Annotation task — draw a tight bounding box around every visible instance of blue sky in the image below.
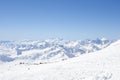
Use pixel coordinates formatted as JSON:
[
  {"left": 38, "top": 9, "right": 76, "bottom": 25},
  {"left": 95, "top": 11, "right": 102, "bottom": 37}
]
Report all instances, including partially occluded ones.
[{"left": 0, "top": 0, "right": 120, "bottom": 40}]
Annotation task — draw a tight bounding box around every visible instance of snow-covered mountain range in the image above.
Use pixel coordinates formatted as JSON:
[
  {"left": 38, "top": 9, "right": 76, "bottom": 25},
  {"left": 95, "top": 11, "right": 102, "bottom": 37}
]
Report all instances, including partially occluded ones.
[
  {"left": 0, "top": 38, "right": 112, "bottom": 62},
  {"left": 0, "top": 39, "right": 120, "bottom": 80}
]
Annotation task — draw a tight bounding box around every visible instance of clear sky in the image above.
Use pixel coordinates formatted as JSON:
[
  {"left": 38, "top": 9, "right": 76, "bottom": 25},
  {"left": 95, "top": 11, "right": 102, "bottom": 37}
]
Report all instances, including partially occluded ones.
[{"left": 0, "top": 0, "right": 120, "bottom": 40}]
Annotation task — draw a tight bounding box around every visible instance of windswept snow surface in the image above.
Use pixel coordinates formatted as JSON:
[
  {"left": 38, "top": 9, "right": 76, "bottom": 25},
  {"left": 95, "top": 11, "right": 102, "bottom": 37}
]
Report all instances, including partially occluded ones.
[
  {"left": 0, "top": 39, "right": 120, "bottom": 80},
  {"left": 0, "top": 38, "right": 111, "bottom": 62}
]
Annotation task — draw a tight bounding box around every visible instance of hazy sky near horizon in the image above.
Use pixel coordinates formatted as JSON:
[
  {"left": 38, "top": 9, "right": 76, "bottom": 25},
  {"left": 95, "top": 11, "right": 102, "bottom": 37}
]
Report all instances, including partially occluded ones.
[{"left": 0, "top": 0, "right": 120, "bottom": 40}]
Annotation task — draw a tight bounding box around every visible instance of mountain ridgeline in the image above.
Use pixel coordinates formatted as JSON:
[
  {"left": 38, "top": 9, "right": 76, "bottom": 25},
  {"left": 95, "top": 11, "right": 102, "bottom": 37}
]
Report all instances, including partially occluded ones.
[{"left": 0, "top": 38, "right": 112, "bottom": 62}]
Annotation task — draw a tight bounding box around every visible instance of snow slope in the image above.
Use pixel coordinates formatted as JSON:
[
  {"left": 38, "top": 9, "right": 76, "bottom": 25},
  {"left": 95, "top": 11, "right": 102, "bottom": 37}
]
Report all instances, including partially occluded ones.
[
  {"left": 0, "top": 38, "right": 111, "bottom": 62},
  {"left": 0, "top": 39, "right": 120, "bottom": 80}
]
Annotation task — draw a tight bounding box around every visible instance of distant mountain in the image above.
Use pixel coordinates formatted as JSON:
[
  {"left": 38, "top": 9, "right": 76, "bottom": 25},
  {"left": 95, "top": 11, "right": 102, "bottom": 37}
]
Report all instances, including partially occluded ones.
[
  {"left": 0, "top": 38, "right": 112, "bottom": 62},
  {"left": 0, "top": 39, "right": 120, "bottom": 80}
]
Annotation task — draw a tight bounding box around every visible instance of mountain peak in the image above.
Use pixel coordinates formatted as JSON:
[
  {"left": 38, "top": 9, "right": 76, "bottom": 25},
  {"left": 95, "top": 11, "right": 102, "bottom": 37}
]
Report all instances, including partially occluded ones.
[
  {"left": 101, "top": 37, "right": 108, "bottom": 41},
  {"left": 0, "top": 38, "right": 112, "bottom": 62}
]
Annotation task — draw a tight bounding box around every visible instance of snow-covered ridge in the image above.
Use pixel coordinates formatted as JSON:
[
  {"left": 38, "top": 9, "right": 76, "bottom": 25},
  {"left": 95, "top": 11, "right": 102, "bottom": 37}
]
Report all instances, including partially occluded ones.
[
  {"left": 0, "top": 39, "right": 120, "bottom": 80},
  {"left": 0, "top": 38, "right": 112, "bottom": 62}
]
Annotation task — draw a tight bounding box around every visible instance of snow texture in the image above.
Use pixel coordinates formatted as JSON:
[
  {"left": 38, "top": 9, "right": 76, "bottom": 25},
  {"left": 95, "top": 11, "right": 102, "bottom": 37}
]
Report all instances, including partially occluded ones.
[{"left": 0, "top": 39, "right": 120, "bottom": 80}]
